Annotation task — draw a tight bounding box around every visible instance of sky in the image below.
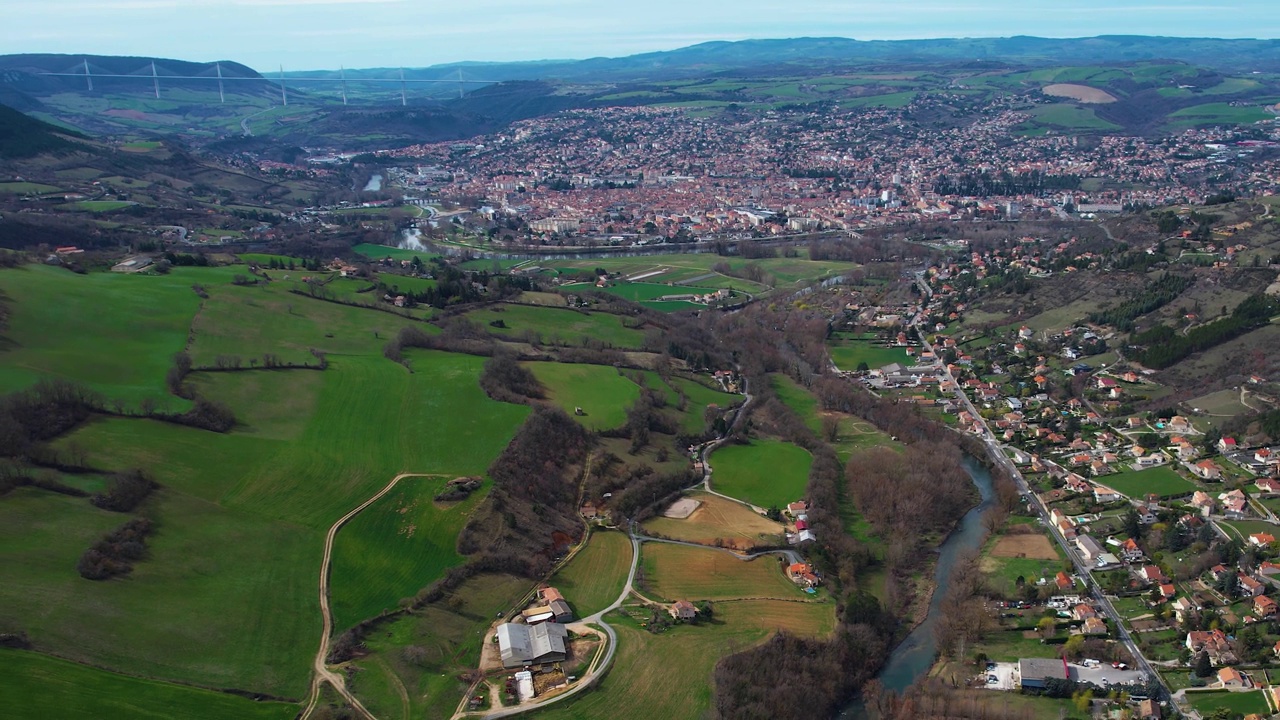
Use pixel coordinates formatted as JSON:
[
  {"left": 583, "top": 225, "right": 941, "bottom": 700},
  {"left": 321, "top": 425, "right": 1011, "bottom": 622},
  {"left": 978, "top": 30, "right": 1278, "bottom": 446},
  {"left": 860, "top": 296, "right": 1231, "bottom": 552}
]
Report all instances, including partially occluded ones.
[{"left": 2, "top": 0, "right": 1277, "bottom": 71}]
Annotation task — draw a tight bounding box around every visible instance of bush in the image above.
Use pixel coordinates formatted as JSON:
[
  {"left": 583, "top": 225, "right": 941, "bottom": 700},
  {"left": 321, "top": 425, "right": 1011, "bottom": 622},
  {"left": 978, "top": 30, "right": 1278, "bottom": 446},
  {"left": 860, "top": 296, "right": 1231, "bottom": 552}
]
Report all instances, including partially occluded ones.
[
  {"left": 77, "top": 517, "right": 154, "bottom": 580},
  {"left": 90, "top": 470, "right": 156, "bottom": 512}
]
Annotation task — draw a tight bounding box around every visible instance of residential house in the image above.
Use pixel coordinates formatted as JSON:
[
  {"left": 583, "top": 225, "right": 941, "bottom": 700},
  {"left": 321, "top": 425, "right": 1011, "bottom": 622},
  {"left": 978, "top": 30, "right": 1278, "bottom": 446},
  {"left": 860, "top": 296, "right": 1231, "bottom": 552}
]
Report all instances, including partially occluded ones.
[
  {"left": 787, "top": 563, "right": 820, "bottom": 588},
  {"left": 1194, "top": 460, "right": 1223, "bottom": 481},
  {"left": 1249, "top": 532, "right": 1276, "bottom": 548},
  {"left": 1136, "top": 697, "right": 1161, "bottom": 719},
  {"left": 1217, "top": 667, "right": 1249, "bottom": 689},
  {"left": 1239, "top": 573, "right": 1266, "bottom": 597},
  {"left": 669, "top": 600, "right": 698, "bottom": 620},
  {"left": 1172, "top": 596, "right": 1196, "bottom": 622},
  {"left": 1138, "top": 565, "right": 1166, "bottom": 584},
  {"left": 1055, "top": 571, "right": 1075, "bottom": 591},
  {"left": 1072, "top": 603, "right": 1099, "bottom": 621},
  {"left": 1120, "top": 538, "right": 1145, "bottom": 562},
  {"left": 1093, "top": 485, "right": 1121, "bottom": 503},
  {"left": 1160, "top": 583, "right": 1177, "bottom": 600},
  {"left": 1219, "top": 437, "right": 1238, "bottom": 453},
  {"left": 1210, "top": 565, "right": 1234, "bottom": 584},
  {"left": 1219, "top": 489, "right": 1249, "bottom": 519},
  {"left": 1081, "top": 617, "right": 1107, "bottom": 635},
  {"left": 1168, "top": 416, "right": 1192, "bottom": 433},
  {"left": 1256, "top": 478, "right": 1280, "bottom": 495},
  {"left": 1255, "top": 595, "right": 1278, "bottom": 618},
  {"left": 1190, "top": 491, "right": 1215, "bottom": 516},
  {"left": 1186, "top": 629, "right": 1235, "bottom": 664},
  {"left": 786, "top": 501, "right": 809, "bottom": 518}
]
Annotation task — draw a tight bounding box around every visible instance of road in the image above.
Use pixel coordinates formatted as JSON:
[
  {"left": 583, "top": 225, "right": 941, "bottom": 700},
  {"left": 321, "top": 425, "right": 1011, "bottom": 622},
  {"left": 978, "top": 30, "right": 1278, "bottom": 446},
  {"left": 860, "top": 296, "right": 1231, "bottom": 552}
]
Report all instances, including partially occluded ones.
[
  {"left": 301, "top": 473, "right": 432, "bottom": 720},
  {"left": 466, "top": 377, "right": 765, "bottom": 719},
  {"left": 471, "top": 530, "right": 642, "bottom": 719},
  {"left": 240, "top": 106, "right": 275, "bottom": 137},
  {"left": 912, "top": 272, "right": 1173, "bottom": 709}
]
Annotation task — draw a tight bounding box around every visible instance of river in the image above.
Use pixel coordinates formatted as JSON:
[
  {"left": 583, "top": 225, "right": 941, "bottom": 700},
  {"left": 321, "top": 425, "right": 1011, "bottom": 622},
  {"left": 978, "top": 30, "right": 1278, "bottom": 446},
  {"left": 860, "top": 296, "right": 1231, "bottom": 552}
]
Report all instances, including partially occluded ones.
[{"left": 841, "top": 454, "right": 996, "bottom": 718}]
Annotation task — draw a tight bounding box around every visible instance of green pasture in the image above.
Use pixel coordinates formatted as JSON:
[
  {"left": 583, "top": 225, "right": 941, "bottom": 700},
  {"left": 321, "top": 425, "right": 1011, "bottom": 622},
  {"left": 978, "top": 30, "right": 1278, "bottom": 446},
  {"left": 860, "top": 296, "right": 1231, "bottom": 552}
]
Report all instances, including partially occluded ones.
[
  {"left": 0, "top": 648, "right": 297, "bottom": 720},
  {"left": 827, "top": 334, "right": 911, "bottom": 371},
  {"left": 667, "top": 376, "right": 737, "bottom": 435},
  {"left": 1185, "top": 689, "right": 1270, "bottom": 716},
  {"left": 0, "top": 264, "right": 238, "bottom": 410},
  {"left": 18, "top": 349, "right": 524, "bottom": 697},
  {"left": 710, "top": 440, "right": 813, "bottom": 509},
  {"left": 352, "top": 573, "right": 531, "bottom": 720},
  {"left": 188, "top": 279, "right": 425, "bottom": 367},
  {"left": 464, "top": 303, "right": 648, "bottom": 349},
  {"left": 1100, "top": 465, "right": 1199, "bottom": 499},
  {"left": 527, "top": 362, "right": 642, "bottom": 431},
  {"left": 552, "top": 530, "right": 634, "bottom": 617},
  {"left": 71, "top": 200, "right": 136, "bottom": 212},
  {"left": 352, "top": 242, "right": 440, "bottom": 263},
  {"left": 1028, "top": 104, "right": 1121, "bottom": 130},
  {"left": 0, "top": 181, "right": 60, "bottom": 194},
  {"left": 329, "top": 474, "right": 495, "bottom": 632}
]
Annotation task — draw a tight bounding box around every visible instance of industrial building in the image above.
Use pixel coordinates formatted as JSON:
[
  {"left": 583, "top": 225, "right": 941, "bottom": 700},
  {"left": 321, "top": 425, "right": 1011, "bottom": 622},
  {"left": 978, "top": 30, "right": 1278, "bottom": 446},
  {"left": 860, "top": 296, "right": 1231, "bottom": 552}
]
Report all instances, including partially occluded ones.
[{"left": 497, "top": 622, "right": 568, "bottom": 668}]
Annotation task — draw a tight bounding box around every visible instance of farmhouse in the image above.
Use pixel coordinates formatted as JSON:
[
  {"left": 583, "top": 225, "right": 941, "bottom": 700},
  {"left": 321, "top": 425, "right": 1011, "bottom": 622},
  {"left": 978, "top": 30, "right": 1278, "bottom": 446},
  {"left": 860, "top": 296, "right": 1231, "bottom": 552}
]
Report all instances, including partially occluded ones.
[
  {"left": 787, "top": 562, "right": 821, "bottom": 588},
  {"left": 497, "top": 623, "right": 569, "bottom": 668},
  {"left": 669, "top": 600, "right": 698, "bottom": 620}
]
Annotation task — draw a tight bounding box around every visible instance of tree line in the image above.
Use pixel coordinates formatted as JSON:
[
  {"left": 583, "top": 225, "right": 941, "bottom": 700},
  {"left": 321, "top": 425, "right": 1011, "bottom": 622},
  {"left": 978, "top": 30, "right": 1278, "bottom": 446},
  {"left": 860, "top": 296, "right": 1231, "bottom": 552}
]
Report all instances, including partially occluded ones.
[
  {"left": 1129, "top": 292, "right": 1279, "bottom": 368},
  {"left": 1088, "top": 272, "right": 1193, "bottom": 332}
]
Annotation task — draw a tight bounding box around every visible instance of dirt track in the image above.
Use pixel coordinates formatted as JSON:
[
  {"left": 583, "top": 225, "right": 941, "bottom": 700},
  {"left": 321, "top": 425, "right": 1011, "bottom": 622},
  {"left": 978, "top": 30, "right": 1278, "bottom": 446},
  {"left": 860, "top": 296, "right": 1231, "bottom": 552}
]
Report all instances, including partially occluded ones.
[{"left": 301, "top": 472, "right": 434, "bottom": 720}]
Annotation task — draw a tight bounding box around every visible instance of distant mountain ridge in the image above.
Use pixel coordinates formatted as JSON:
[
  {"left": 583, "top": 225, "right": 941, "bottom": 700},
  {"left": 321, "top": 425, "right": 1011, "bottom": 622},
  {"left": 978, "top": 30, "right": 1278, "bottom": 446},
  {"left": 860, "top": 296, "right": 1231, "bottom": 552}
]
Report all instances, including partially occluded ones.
[{"left": 298, "top": 35, "right": 1280, "bottom": 81}]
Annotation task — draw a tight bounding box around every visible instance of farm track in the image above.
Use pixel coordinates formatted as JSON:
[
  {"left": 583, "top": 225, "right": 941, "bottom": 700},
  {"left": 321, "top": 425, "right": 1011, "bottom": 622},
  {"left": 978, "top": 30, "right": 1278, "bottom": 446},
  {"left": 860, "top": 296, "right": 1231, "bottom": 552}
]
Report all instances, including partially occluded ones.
[{"left": 301, "top": 472, "right": 434, "bottom": 720}]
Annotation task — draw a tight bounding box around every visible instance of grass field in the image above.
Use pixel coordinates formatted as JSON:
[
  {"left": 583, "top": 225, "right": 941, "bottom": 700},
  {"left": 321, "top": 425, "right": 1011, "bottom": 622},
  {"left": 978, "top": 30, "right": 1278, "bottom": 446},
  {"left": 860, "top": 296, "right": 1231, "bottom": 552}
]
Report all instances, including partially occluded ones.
[
  {"left": 1184, "top": 689, "right": 1270, "bottom": 716},
  {"left": 640, "top": 542, "right": 803, "bottom": 601},
  {"left": 329, "top": 474, "right": 494, "bottom": 632},
  {"left": 1100, "top": 465, "right": 1199, "bottom": 499},
  {"left": 1169, "top": 102, "right": 1276, "bottom": 126},
  {"left": 587, "top": 281, "right": 718, "bottom": 303},
  {"left": 532, "top": 615, "right": 767, "bottom": 720},
  {"left": 551, "top": 530, "right": 634, "bottom": 617},
  {"left": 710, "top": 440, "right": 813, "bottom": 509},
  {"left": 352, "top": 573, "right": 531, "bottom": 720},
  {"left": 0, "top": 264, "right": 237, "bottom": 410},
  {"left": 667, "top": 376, "right": 737, "bottom": 435},
  {"left": 351, "top": 242, "right": 440, "bottom": 263},
  {"left": 770, "top": 373, "right": 897, "bottom": 460},
  {"left": 11, "top": 321, "right": 524, "bottom": 701},
  {"left": 527, "top": 362, "right": 642, "bottom": 431},
  {"left": 643, "top": 492, "right": 786, "bottom": 550},
  {"left": 464, "top": 303, "right": 648, "bottom": 350},
  {"left": 1028, "top": 104, "right": 1121, "bottom": 130},
  {"left": 0, "top": 648, "right": 297, "bottom": 720},
  {"left": 0, "top": 181, "right": 60, "bottom": 194},
  {"left": 71, "top": 200, "right": 137, "bottom": 212},
  {"left": 827, "top": 334, "right": 911, "bottom": 371}
]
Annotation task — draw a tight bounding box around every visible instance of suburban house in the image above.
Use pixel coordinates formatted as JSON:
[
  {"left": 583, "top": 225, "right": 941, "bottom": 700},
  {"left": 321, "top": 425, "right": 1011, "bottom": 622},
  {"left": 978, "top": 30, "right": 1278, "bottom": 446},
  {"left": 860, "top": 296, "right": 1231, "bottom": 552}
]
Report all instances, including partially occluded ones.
[
  {"left": 1255, "top": 595, "right": 1278, "bottom": 618},
  {"left": 1239, "top": 573, "right": 1266, "bottom": 597},
  {"left": 1219, "top": 437, "right": 1238, "bottom": 453},
  {"left": 1055, "top": 571, "right": 1075, "bottom": 591},
  {"left": 496, "top": 623, "right": 569, "bottom": 668},
  {"left": 1187, "top": 629, "right": 1235, "bottom": 664},
  {"left": 1093, "top": 485, "right": 1121, "bottom": 503},
  {"left": 1219, "top": 489, "right": 1248, "bottom": 519},
  {"left": 1081, "top": 617, "right": 1107, "bottom": 636},
  {"left": 1138, "top": 565, "right": 1166, "bottom": 584},
  {"left": 669, "top": 600, "right": 698, "bottom": 620},
  {"left": 1256, "top": 478, "right": 1280, "bottom": 495},
  {"left": 1072, "top": 603, "right": 1098, "bottom": 621},
  {"left": 1194, "top": 460, "right": 1223, "bottom": 481},
  {"left": 1250, "top": 532, "right": 1277, "bottom": 547},
  {"left": 1172, "top": 596, "right": 1196, "bottom": 622},
  {"left": 1217, "top": 667, "right": 1249, "bottom": 689},
  {"left": 1190, "top": 491, "right": 1215, "bottom": 516}
]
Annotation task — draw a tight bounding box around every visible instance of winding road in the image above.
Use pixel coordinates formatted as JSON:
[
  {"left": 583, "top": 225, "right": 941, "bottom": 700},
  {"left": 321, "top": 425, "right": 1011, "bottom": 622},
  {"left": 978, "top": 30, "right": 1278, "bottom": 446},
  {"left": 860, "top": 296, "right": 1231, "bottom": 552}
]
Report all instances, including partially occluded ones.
[{"left": 301, "top": 472, "right": 433, "bottom": 720}]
